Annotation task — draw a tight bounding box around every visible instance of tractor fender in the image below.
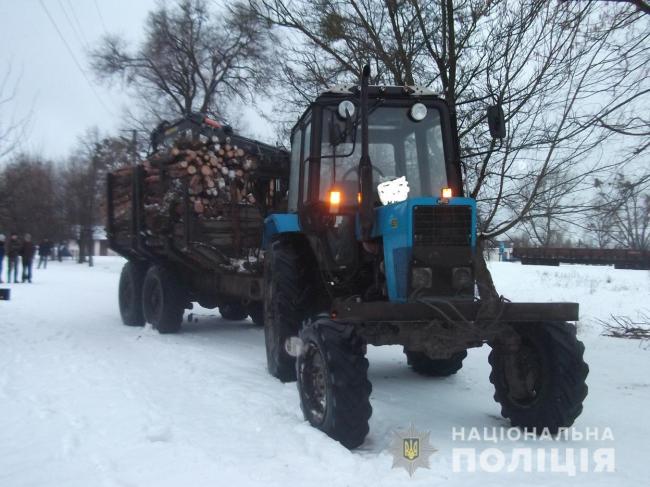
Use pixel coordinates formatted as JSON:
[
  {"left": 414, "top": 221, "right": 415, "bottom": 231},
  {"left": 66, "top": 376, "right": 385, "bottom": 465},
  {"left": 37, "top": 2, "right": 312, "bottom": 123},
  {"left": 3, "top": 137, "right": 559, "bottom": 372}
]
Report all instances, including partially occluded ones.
[{"left": 263, "top": 213, "right": 301, "bottom": 249}]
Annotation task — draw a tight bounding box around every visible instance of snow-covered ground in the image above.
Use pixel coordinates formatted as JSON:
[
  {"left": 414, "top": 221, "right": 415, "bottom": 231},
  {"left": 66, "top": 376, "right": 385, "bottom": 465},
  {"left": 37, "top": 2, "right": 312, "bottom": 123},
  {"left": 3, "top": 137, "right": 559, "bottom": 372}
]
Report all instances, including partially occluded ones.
[{"left": 0, "top": 257, "right": 648, "bottom": 486}]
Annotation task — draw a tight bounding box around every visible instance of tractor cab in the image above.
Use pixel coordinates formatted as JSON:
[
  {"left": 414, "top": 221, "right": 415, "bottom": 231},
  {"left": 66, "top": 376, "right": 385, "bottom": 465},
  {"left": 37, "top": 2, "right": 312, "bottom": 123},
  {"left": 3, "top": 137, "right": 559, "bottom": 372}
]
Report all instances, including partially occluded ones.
[
  {"left": 280, "top": 80, "right": 476, "bottom": 302},
  {"left": 288, "top": 85, "right": 463, "bottom": 215}
]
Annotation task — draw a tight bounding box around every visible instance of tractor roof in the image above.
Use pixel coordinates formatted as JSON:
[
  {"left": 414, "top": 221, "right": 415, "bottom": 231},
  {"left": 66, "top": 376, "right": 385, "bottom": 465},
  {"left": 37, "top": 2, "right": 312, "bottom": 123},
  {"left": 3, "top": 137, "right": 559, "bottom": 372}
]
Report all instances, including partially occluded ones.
[
  {"left": 318, "top": 84, "right": 442, "bottom": 100},
  {"left": 292, "top": 85, "right": 447, "bottom": 134}
]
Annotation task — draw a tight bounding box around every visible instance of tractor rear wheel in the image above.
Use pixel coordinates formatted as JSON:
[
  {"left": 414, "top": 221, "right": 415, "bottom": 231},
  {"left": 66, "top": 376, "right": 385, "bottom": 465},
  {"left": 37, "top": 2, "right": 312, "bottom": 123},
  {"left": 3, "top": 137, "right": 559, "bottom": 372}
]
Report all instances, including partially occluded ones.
[
  {"left": 297, "top": 319, "right": 372, "bottom": 449},
  {"left": 489, "top": 321, "right": 589, "bottom": 433},
  {"left": 404, "top": 349, "right": 467, "bottom": 377},
  {"left": 142, "top": 265, "right": 185, "bottom": 334},
  {"left": 263, "top": 238, "right": 315, "bottom": 382},
  {"left": 219, "top": 303, "right": 248, "bottom": 321},
  {"left": 118, "top": 261, "right": 147, "bottom": 327}
]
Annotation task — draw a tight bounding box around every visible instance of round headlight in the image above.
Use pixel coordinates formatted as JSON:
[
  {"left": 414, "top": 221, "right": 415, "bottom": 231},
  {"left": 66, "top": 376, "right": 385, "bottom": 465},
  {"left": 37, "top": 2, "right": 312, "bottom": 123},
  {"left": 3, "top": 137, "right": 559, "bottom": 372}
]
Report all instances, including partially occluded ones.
[
  {"left": 410, "top": 102, "right": 427, "bottom": 121},
  {"left": 338, "top": 100, "right": 355, "bottom": 119}
]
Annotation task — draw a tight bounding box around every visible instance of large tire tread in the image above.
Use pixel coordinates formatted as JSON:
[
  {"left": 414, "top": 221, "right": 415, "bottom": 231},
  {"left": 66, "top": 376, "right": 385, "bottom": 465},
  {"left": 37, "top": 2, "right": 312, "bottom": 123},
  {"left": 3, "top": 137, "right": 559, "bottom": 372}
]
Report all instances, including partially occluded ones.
[
  {"left": 264, "top": 237, "right": 316, "bottom": 382},
  {"left": 142, "top": 266, "right": 185, "bottom": 334},
  {"left": 489, "top": 321, "right": 589, "bottom": 433},
  {"left": 118, "top": 261, "right": 147, "bottom": 327},
  {"left": 298, "top": 319, "right": 372, "bottom": 449}
]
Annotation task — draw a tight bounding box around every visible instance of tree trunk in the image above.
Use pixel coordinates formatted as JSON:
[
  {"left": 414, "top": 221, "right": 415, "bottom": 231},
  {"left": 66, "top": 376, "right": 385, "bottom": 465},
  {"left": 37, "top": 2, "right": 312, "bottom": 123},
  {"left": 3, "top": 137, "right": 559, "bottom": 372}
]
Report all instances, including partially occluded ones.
[
  {"left": 77, "top": 237, "right": 86, "bottom": 264},
  {"left": 87, "top": 235, "right": 94, "bottom": 267}
]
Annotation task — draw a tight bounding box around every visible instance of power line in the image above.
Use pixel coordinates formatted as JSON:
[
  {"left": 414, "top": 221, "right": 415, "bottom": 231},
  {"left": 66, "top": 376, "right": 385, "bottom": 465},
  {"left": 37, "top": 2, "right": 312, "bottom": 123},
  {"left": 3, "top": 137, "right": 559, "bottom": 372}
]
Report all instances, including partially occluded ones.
[
  {"left": 38, "top": 0, "right": 114, "bottom": 118},
  {"left": 93, "top": 0, "right": 109, "bottom": 35},
  {"left": 56, "top": 0, "right": 89, "bottom": 51},
  {"left": 65, "top": 0, "right": 92, "bottom": 48}
]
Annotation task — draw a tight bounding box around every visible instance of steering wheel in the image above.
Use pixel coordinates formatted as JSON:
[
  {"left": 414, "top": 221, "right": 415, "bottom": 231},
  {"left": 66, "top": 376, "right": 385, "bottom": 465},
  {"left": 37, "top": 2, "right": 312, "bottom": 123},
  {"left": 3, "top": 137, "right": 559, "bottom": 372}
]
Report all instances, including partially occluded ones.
[{"left": 341, "top": 164, "right": 385, "bottom": 181}]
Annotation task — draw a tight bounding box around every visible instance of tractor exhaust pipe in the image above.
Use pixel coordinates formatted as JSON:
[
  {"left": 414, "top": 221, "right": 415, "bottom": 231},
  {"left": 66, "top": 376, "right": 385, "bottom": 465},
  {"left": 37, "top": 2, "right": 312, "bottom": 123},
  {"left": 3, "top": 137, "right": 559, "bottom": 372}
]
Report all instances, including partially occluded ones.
[{"left": 358, "top": 64, "right": 374, "bottom": 241}]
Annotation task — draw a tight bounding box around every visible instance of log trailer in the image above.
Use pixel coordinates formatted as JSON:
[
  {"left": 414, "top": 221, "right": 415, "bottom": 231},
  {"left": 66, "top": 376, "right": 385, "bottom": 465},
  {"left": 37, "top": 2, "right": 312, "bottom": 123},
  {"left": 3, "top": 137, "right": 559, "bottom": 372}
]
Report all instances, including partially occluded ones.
[
  {"left": 108, "top": 66, "right": 589, "bottom": 449},
  {"left": 107, "top": 113, "right": 290, "bottom": 330}
]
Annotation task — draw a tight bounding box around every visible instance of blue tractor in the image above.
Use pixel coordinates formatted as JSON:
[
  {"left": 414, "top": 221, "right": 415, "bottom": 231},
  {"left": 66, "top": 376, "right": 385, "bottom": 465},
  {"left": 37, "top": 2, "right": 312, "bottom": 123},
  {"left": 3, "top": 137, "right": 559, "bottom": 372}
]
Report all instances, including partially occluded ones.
[{"left": 262, "top": 66, "right": 588, "bottom": 448}]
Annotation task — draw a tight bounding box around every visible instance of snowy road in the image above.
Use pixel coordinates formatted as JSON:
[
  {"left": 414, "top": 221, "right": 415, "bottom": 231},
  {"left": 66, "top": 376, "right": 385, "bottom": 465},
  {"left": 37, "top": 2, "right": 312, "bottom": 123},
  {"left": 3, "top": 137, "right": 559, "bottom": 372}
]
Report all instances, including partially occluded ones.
[{"left": 0, "top": 258, "right": 648, "bottom": 486}]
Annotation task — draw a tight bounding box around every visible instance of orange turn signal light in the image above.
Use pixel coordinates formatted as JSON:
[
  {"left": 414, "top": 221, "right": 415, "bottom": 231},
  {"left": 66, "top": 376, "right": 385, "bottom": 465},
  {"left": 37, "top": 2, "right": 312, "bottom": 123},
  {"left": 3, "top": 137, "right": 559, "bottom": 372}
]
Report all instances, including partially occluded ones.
[
  {"left": 329, "top": 190, "right": 342, "bottom": 213},
  {"left": 441, "top": 187, "right": 453, "bottom": 198},
  {"left": 329, "top": 191, "right": 342, "bottom": 205}
]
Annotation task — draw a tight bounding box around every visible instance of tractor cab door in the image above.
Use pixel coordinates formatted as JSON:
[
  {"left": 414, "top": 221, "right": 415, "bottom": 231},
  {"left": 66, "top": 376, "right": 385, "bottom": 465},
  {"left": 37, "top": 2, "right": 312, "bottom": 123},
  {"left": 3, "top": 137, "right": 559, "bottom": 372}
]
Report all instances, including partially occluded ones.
[
  {"left": 288, "top": 114, "right": 311, "bottom": 213},
  {"left": 288, "top": 104, "right": 360, "bottom": 273}
]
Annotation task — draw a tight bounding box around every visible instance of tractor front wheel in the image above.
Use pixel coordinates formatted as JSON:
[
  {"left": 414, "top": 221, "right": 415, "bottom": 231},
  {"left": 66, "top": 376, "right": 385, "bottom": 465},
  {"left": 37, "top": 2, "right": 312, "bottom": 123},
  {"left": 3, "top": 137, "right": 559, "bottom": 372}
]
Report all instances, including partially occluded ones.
[
  {"left": 489, "top": 321, "right": 589, "bottom": 433},
  {"left": 297, "top": 318, "right": 372, "bottom": 449}
]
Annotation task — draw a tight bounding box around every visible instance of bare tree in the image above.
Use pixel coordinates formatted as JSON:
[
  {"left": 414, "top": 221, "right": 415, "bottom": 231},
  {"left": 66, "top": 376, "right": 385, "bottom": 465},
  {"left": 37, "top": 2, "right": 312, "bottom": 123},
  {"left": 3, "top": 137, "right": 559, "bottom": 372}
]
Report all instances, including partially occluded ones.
[
  {"left": 91, "top": 0, "right": 275, "bottom": 127},
  {"left": 585, "top": 194, "right": 617, "bottom": 249},
  {"left": 62, "top": 131, "right": 133, "bottom": 266},
  {"left": 0, "top": 64, "right": 30, "bottom": 160},
  {"left": 584, "top": 0, "right": 650, "bottom": 16},
  {"left": 594, "top": 173, "right": 650, "bottom": 250},
  {"left": 0, "top": 154, "right": 66, "bottom": 240},
  {"left": 620, "top": 0, "right": 650, "bottom": 15},
  {"left": 521, "top": 170, "right": 575, "bottom": 248}
]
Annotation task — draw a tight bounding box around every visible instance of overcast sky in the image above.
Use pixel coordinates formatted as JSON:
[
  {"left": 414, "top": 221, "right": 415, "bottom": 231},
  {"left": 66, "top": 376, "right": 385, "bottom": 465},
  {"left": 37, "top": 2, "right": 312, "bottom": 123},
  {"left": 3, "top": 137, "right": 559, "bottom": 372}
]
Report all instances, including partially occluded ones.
[{"left": 0, "top": 0, "right": 272, "bottom": 162}]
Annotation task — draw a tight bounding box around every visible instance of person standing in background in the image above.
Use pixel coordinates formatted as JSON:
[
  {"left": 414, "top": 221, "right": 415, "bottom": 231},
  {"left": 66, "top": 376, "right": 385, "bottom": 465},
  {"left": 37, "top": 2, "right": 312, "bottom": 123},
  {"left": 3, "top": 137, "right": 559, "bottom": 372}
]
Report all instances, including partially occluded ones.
[
  {"left": 37, "top": 238, "right": 52, "bottom": 269},
  {"left": 6, "top": 233, "right": 20, "bottom": 283},
  {"left": 21, "top": 234, "right": 35, "bottom": 283},
  {"left": 0, "top": 234, "right": 5, "bottom": 283}
]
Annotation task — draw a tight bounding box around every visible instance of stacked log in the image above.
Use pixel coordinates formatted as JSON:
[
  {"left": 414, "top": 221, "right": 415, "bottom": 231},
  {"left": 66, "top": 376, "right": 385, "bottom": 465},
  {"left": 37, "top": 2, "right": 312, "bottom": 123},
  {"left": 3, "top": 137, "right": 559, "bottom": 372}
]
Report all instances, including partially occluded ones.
[{"left": 110, "top": 136, "right": 273, "bottom": 257}]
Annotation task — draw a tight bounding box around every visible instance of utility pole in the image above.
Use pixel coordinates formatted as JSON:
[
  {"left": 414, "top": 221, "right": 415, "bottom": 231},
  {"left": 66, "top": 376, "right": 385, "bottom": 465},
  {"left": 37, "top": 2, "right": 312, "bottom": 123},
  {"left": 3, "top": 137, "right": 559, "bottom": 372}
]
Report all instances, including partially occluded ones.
[
  {"left": 87, "top": 146, "right": 100, "bottom": 268},
  {"left": 131, "top": 129, "right": 138, "bottom": 166},
  {"left": 120, "top": 129, "right": 139, "bottom": 166}
]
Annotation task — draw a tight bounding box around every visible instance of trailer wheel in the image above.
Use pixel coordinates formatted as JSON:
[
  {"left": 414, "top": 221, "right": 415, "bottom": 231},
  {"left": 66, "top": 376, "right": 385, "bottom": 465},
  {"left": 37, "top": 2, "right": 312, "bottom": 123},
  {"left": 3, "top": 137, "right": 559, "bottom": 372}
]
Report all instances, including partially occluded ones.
[
  {"left": 297, "top": 319, "right": 372, "bottom": 449},
  {"left": 404, "top": 349, "right": 467, "bottom": 377},
  {"left": 489, "top": 321, "right": 589, "bottom": 433},
  {"left": 142, "top": 265, "right": 185, "bottom": 334},
  {"left": 264, "top": 238, "right": 314, "bottom": 382},
  {"left": 118, "top": 261, "right": 147, "bottom": 327},
  {"left": 218, "top": 304, "right": 248, "bottom": 321}
]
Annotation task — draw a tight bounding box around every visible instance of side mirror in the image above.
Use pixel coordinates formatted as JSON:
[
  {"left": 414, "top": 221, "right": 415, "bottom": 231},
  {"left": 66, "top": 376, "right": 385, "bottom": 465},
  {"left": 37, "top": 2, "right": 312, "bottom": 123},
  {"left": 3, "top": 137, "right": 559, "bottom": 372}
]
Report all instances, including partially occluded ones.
[
  {"left": 487, "top": 105, "right": 506, "bottom": 139},
  {"left": 328, "top": 111, "right": 354, "bottom": 146},
  {"left": 328, "top": 117, "right": 345, "bottom": 146}
]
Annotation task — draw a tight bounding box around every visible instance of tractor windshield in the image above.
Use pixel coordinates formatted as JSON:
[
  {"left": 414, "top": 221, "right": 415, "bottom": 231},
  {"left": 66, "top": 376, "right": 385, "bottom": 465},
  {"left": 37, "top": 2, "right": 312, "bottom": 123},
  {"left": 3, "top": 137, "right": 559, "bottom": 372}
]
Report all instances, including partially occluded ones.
[{"left": 320, "top": 104, "right": 448, "bottom": 203}]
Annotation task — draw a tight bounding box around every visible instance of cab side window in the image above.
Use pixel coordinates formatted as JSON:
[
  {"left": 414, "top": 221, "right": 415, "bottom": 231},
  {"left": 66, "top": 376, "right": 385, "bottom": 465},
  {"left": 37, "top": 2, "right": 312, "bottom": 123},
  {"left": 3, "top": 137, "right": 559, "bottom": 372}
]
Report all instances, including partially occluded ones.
[
  {"left": 301, "top": 122, "right": 312, "bottom": 203},
  {"left": 288, "top": 129, "right": 302, "bottom": 212}
]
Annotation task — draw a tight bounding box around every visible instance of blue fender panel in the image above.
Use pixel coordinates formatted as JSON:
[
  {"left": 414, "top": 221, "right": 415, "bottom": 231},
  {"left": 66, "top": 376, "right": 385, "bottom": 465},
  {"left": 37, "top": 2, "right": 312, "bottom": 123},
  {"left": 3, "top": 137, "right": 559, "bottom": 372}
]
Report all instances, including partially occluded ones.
[{"left": 263, "top": 213, "right": 301, "bottom": 248}]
